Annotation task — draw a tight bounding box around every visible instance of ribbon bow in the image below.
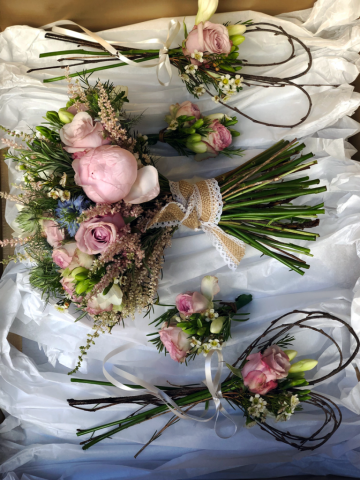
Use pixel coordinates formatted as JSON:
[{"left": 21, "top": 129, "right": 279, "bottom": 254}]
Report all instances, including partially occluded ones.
[
  {"left": 41, "top": 19, "right": 181, "bottom": 86},
  {"left": 103, "top": 344, "right": 237, "bottom": 439},
  {"left": 147, "top": 178, "right": 246, "bottom": 270}
]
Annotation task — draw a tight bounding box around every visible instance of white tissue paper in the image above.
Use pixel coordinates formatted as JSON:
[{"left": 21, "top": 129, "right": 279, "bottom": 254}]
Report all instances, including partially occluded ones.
[{"left": 1, "top": 0, "right": 360, "bottom": 478}]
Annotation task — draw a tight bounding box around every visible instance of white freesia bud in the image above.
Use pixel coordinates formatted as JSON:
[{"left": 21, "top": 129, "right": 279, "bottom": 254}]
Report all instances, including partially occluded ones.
[
  {"left": 204, "top": 113, "right": 227, "bottom": 122},
  {"left": 289, "top": 359, "right": 318, "bottom": 373},
  {"left": 210, "top": 316, "right": 226, "bottom": 334},
  {"left": 186, "top": 141, "right": 207, "bottom": 153},
  {"left": 227, "top": 24, "right": 246, "bottom": 36},
  {"left": 58, "top": 108, "right": 74, "bottom": 124},
  {"left": 284, "top": 349, "right": 298, "bottom": 361},
  {"left": 113, "top": 85, "right": 128, "bottom": 97},
  {"left": 97, "top": 284, "right": 123, "bottom": 310},
  {"left": 195, "top": 0, "right": 219, "bottom": 25}
]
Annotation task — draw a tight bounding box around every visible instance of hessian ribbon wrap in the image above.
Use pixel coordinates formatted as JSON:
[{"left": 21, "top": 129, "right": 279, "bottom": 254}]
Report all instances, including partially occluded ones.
[
  {"left": 147, "top": 178, "right": 246, "bottom": 270},
  {"left": 103, "top": 344, "right": 238, "bottom": 439},
  {"left": 41, "top": 19, "right": 181, "bottom": 86}
]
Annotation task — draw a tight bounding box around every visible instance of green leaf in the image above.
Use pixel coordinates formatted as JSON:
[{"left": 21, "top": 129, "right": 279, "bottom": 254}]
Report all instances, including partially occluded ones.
[
  {"left": 235, "top": 294, "right": 252, "bottom": 311},
  {"left": 183, "top": 18, "right": 188, "bottom": 39},
  {"left": 196, "top": 318, "right": 203, "bottom": 328},
  {"left": 102, "top": 282, "right": 113, "bottom": 296},
  {"left": 226, "top": 363, "right": 243, "bottom": 379}
]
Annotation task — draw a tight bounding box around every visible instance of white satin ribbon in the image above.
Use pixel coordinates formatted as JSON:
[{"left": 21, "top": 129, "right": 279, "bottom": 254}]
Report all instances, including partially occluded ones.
[
  {"left": 41, "top": 19, "right": 181, "bottom": 86},
  {"left": 102, "top": 344, "right": 237, "bottom": 438}
]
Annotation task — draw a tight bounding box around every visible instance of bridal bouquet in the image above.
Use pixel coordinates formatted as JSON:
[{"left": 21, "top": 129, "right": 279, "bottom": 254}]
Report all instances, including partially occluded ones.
[
  {"left": 68, "top": 311, "right": 360, "bottom": 455},
  {"left": 1, "top": 75, "right": 325, "bottom": 372}
]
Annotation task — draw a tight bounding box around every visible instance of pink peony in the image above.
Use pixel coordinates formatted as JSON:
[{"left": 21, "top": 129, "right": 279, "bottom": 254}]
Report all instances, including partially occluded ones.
[
  {"left": 72, "top": 145, "right": 160, "bottom": 205},
  {"left": 166, "top": 101, "right": 201, "bottom": 125},
  {"left": 183, "top": 22, "right": 232, "bottom": 64},
  {"left": 52, "top": 242, "right": 77, "bottom": 269},
  {"left": 72, "top": 145, "right": 137, "bottom": 203},
  {"left": 75, "top": 213, "right": 125, "bottom": 255},
  {"left": 159, "top": 322, "right": 191, "bottom": 363},
  {"left": 60, "top": 112, "right": 111, "bottom": 154},
  {"left": 43, "top": 220, "right": 65, "bottom": 248}
]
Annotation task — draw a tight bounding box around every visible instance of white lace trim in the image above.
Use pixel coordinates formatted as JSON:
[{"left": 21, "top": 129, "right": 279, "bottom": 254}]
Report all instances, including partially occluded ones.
[{"left": 203, "top": 226, "right": 246, "bottom": 272}]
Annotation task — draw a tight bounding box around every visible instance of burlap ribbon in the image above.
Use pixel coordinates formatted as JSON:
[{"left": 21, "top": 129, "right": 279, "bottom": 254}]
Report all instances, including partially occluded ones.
[{"left": 147, "top": 178, "right": 246, "bottom": 270}]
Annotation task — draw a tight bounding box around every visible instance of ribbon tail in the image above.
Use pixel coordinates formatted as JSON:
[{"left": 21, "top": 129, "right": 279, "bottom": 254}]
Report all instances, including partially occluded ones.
[{"left": 202, "top": 225, "right": 246, "bottom": 271}]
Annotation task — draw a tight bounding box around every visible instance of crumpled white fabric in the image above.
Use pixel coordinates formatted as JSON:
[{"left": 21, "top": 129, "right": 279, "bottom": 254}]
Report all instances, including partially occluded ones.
[{"left": 1, "top": 0, "right": 360, "bottom": 478}]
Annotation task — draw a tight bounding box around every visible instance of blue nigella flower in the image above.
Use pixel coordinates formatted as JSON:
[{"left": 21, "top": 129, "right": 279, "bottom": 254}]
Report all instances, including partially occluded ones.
[{"left": 55, "top": 195, "right": 91, "bottom": 237}]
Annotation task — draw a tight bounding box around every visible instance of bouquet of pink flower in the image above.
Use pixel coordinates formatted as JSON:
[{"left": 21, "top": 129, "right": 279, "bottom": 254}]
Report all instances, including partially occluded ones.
[
  {"left": 146, "top": 100, "right": 243, "bottom": 161},
  {"left": 1, "top": 77, "right": 173, "bottom": 373}
]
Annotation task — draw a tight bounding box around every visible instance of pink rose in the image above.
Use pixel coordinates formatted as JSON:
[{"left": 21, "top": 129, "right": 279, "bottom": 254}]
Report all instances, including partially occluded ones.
[
  {"left": 85, "top": 298, "right": 113, "bottom": 316},
  {"left": 159, "top": 322, "right": 191, "bottom": 363},
  {"left": 75, "top": 213, "right": 125, "bottom": 255},
  {"left": 67, "top": 103, "right": 89, "bottom": 116},
  {"left": 241, "top": 346, "right": 290, "bottom": 395},
  {"left": 183, "top": 22, "right": 232, "bottom": 64},
  {"left": 175, "top": 276, "right": 220, "bottom": 316},
  {"left": 166, "top": 101, "right": 201, "bottom": 125},
  {"left": 262, "top": 345, "right": 290, "bottom": 380},
  {"left": 204, "top": 120, "right": 232, "bottom": 154},
  {"left": 60, "top": 112, "right": 111, "bottom": 154},
  {"left": 43, "top": 220, "right": 65, "bottom": 248},
  {"left": 60, "top": 276, "right": 82, "bottom": 303},
  {"left": 72, "top": 145, "right": 159, "bottom": 205},
  {"left": 243, "top": 370, "right": 278, "bottom": 396},
  {"left": 52, "top": 242, "right": 77, "bottom": 269},
  {"left": 176, "top": 292, "right": 209, "bottom": 316}
]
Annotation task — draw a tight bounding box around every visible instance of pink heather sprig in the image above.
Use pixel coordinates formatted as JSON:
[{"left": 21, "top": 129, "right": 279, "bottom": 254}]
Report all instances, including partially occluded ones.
[
  {"left": 97, "top": 82, "right": 129, "bottom": 144},
  {"left": 0, "top": 191, "right": 24, "bottom": 203},
  {"left": 0, "top": 236, "right": 32, "bottom": 248},
  {"left": 64, "top": 66, "right": 89, "bottom": 109},
  {"left": 80, "top": 201, "right": 143, "bottom": 222},
  {"left": 0, "top": 125, "right": 33, "bottom": 143}
]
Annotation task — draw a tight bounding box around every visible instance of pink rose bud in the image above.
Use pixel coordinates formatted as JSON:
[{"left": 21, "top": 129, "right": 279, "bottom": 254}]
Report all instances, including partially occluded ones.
[
  {"left": 60, "top": 112, "right": 111, "bottom": 154},
  {"left": 195, "top": 119, "right": 233, "bottom": 161},
  {"left": 75, "top": 213, "right": 125, "bottom": 255},
  {"left": 52, "top": 242, "right": 77, "bottom": 269},
  {"left": 241, "top": 350, "right": 281, "bottom": 395},
  {"left": 175, "top": 291, "right": 210, "bottom": 316},
  {"left": 183, "top": 22, "right": 232, "bottom": 64},
  {"left": 43, "top": 219, "right": 65, "bottom": 248},
  {"left": 159, "top": 322, "right": 191, "bottom": 363},
  {"left": 166, "top": 101, "right": 201, "bottom": 125}
]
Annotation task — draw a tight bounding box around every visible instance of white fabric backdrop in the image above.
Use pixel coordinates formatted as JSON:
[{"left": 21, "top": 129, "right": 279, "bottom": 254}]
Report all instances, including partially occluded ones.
[{"left": 1, "top": 0, "right": 360, "bottom": 478}]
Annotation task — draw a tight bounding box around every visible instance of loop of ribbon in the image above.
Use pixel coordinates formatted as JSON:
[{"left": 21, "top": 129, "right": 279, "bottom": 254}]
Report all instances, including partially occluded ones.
[
  {"left": 147, "top": 178, "right": 246, "bottom": 270},
  {"left": 41, "top": 19, "right": 181, "bottom": 86},
  {"left": 103, "top": 344, "right": 237, "bottom": 439}
]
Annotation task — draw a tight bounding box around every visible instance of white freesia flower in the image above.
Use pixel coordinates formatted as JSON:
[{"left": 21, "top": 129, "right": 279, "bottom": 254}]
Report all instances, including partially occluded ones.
[
  {"left": 195, "top": 0, "right": 219, "bottom": 25},
  {"left": 97, "top": 284, "right": 123, "bottom": 310}
]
